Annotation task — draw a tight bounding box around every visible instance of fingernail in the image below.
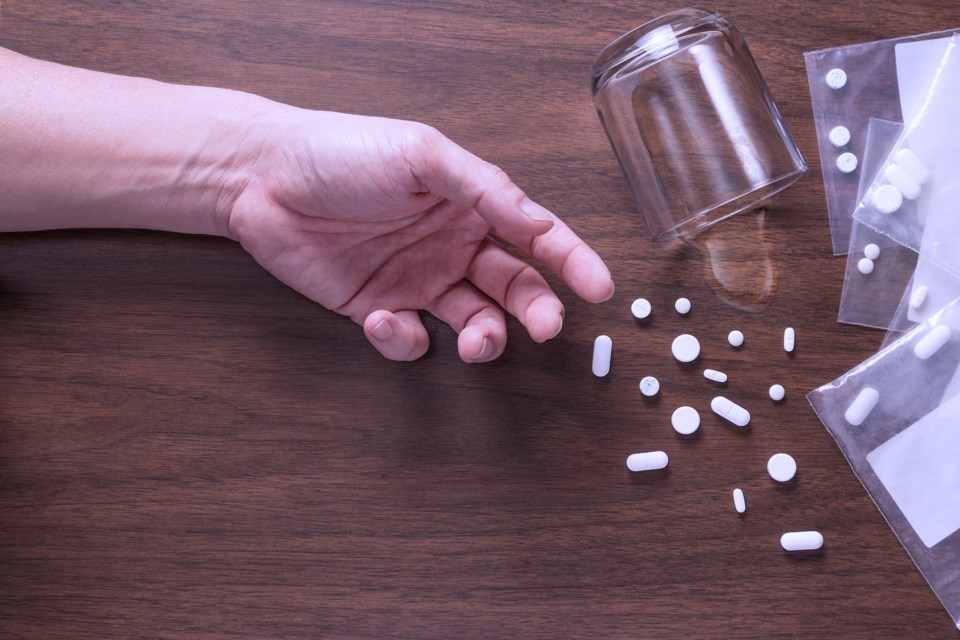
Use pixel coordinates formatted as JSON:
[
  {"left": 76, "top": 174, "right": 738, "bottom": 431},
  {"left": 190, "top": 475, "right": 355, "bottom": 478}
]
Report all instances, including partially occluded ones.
[
  {"left": 519, "top": 198, "right": 553, "bottom": 222},
  {"left": 370, "top": 318, "right": 393, "bottom": 341},
  {"left": 549, "top": 314, "right": 564, "bottom": 339},
  {"left": 474, "top": 337, "right": 494, "bottom": 361}
]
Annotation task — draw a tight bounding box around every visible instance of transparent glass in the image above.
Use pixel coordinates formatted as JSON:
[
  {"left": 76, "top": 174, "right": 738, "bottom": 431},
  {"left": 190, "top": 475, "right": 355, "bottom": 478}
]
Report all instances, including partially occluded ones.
[{"left": 592, "top": 8, "right": 807, "bottom": 241}]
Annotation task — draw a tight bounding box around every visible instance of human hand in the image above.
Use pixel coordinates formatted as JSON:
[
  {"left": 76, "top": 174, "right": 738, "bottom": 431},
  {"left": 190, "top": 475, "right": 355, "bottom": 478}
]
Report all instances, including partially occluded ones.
[{"left": 227, "top": 110, "right": 614, "bottom": 362}]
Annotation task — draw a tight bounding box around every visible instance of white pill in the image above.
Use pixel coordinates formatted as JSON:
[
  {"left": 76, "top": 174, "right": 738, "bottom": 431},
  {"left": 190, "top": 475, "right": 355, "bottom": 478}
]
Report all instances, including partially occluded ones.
[
  {"left": 857, "top": 257, "right": 874, "bottom": 275},
  {"left": 769, "top": 384, "right": 785, "bottom": 402},
  {"left": 894, "top": 148, "right": 930, "bottom": 185},
  {"left": 639, "top": 375, "right": 660, "bottom": 397},
  {"left": 828, "top": 125, "right": 851, "bottom": 147},
  {"left": 727, "top": 330, "right": 744, "bottom": 348},
  {"left": 631, "top": 298, "right": 652, "bottom": 319},
  {"left": 592, "top": 335, "right": 612, "bottom": 377},
  {"left": 914, "top": 324, "right": 952, "bottom": 360},
  {"left": 836, "top": 152, "right": 858, "bottom": 173},
  {"left": 844, "top": 387, "right": 879, "bottom": 426},
  {"left": 863, "top": 243, "right": 880, "bottom": 260},
  {"left": 884, "top": 163, "right": 922, "bottom": 200},
  {"left": 767, "top": 453, "right": 797, "bottom": 482},
  {"left": 711, "top": 395, "right": 751, "bottom": 427},
  {"left": 784, "top": 327, "right": 795, "bottom": 353},
  {"left": 626, "top": 451, "right": 669, "bottom": 472},
  {"left": 671, "top": 333, "right": 701, "bottom": 363},
  {"left": 781, "top": 531, "right": 824, "bottom": 551},
  {"left": 909, "top": 285, "right": 928, "bottom": 310},
  {"left": 671, "top": 406, "right": 701, "bottom": 435},
  {"left": 825, "top": 68, "right": 847, "bottom": 89},
  {"left": 703, "top": 368, "right": 728, "bottom": 383},
  {"left": 733, "top": 488, "right": 746, "bottom": 514},
  {"left": 873, "top": 184, "right": 903, "bottom": 214},
  {"left": 674, "top": 297, "right": 692, "bottom": 315}
]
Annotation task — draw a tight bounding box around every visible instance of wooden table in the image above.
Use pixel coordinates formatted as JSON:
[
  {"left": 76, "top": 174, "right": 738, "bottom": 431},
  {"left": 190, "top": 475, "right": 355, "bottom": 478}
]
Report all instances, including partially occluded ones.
[{"left": 2, "top": 1, "right": 959, "bottom": 638}]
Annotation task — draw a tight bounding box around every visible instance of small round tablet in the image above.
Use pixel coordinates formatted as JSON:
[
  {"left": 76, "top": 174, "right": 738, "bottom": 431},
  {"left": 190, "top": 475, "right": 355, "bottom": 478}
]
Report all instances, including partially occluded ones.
[
  {"left": 671, "top": 406, "right": 700, "bottom": 435},
  {"left": 858, "top": 257, "right": 874, "bottom": 275},
  {"left": 873, "top": 184, "right": 903, "bottom": 214},
  {"left": 828, "top": 125, "right": 851, "bottom": 147},
  {"left": 639, "top": 376, "right": 660, "bottom": 397},
  {"left": 674, "top": 297, "right": 692, "bottom": 315},
  {"left": 769, "top": 384, "right": 785, "bottom": 402},
  {"left": 727, "top": 330, "right": 744, "bottom": 348},
  {"left": 671, "top": 334, "right": 701, "bottom": 363},
  {"left": 825, "top": 68, "right": 847, "bottom": 89},
  {"left": 836, "top": 152, "right": 858, "bottom": 173},
  {"left": 767, "top": 453, "right": 797, "bottom": 482},
  {"left": 631, "top": 298, "right": 652, "bottom": 319},
  {"left": 863, "top": 243, "right": 880, "bottom": 260}
]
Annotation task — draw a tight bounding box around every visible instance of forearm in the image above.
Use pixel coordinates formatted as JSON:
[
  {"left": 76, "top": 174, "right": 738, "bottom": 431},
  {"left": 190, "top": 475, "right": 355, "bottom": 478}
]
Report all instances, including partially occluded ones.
[{"left": 0, "top": 47, "right": 269, "bottom": 237}]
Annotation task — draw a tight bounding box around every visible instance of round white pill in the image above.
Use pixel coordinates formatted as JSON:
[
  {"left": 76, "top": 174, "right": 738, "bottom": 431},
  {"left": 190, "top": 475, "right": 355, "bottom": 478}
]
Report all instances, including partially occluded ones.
[
  {"left": 836, "top": 152, "right": 858, "bottom": 173},
  {"left": 826, "top": 68, "right": 847, "bottom": 89},
  {"left": 671, "top": 406, "right": 700, "bottom": 435},
  {"left": 732, "top": 488, "right": 746, "bottom": 514},
  {"left": 671, "top": 333, "right": 701, "bottom": 363},
  {"left": 674, "top": 297, "right": 692, "bottom": 315},
  {"left": 857, "top": 257, "right": 874, "bottom": 275},
  {"left": 639, "top": 376, "right": 660, "bottom": 397},
  {"left": 781, "top": 531, "right": 824, "bottom": 551},
  {"left": 769, "top": 384, "right": 785, "bottom": 402},
  {"left": 863, "top": 243, "right": 880, "bottom": 260},
  {"left": 767, "top": 453, "right": 797, "bottom": 482},
  {"left": 727, "top": 330, "right": 744, "bottom": 348},
  {"left": 873, "top": 184, "right": 903, "bottom": 214},
  {"left": 626, "top": 451, "right": 669, "bottom": 472},
  {"left": 631, "top": 298, "right": 652, "bottom": 319},
  {"left": 828, "top": 125, "right": 851, "bottom": 147}
]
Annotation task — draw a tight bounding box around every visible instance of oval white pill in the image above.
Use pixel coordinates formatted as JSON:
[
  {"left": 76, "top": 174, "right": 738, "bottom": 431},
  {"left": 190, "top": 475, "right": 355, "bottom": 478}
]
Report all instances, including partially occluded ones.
[
  {"left": 781, "top": 531, "right": 824, "bottom": 551},
  {"left": 592, "top": 335, "right": 612, "bottom": 377},
  {"left": 894, "top": 148, "right": 930, "bottom": 185},
  {"left": 836, "top": 152, "right": 858, "bottom": 173},
  {"left": 671, "top": 333, "right": 701, "bottom": 363},
  {"left": 671, "top": 406, "right": 700, "bottom": 435},
  {"left": 674, "top": 297, "right": 692, "bottom": 315},
  {"left": 825, "top": 68, "right": 847, "bottom": 89},
  {"left": 769, "top": 384, "right": 785, "bottom": 402},
  {"left": 828, "top": 125, "right": 851, "bottom": 147},
  {"left": 909, "top": 285, "right": 928, "bottom": 310},
  {"left": 857, "top": 257, "right": 874, "bottom": 275},
  {"left": 631, "top": 298, "right": 652, "bottom": 319},
  {"left": 845, "top": 387, "right": 879, "bottom": 426},
  {"left": 728, "top": 330, "right": 744, "bottom": 348},
  {"left": 626, "top": 451, "right": 668, "bottom": 472},
  {"left": 784, "top": 327, "right": 795, "bottom": 353},
  {"left": 873, "top": 184, "right": 903, "bottom": 214},
  {"left": 863, "top": 243, "right": 880, "bottom": 260},
  {"left": 639, "top": 375, "right": 660, "bottom": 397},
  {"left": 711, "top": 395, "right": 750, "bottom": 427},
  {"left": 768, "top": 453, "right": 797, "bottom": 482},
  {"left": 884, "top": 163, "right": 922, "bottom": 200},
  {"left": 704, "top": 368, "right": 728, "bottom": 383},
  {"left": 914, "top": 324, "right": 952, "bottom": 360},
  {"left": 733, "top": 488, "right": 746, "bottom": 514}
]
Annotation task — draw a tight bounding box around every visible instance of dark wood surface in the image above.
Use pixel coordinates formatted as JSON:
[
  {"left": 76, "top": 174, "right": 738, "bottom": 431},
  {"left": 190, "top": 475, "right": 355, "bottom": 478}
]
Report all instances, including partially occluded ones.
[{"left": 2, "top": 1, "right": 959, "bottom": 638}]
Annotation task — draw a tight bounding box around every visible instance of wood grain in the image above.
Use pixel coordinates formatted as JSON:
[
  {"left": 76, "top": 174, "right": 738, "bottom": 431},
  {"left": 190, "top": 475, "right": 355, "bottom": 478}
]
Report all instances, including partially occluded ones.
[{"left": 2, "top": 1, "right": 959, "bottom": 638}]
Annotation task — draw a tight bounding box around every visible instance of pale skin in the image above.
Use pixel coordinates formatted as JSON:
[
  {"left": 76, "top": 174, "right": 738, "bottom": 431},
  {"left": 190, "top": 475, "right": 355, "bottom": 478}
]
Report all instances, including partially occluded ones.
[{"left": 0, "top": 47, "right": 615, "bottom": 362}]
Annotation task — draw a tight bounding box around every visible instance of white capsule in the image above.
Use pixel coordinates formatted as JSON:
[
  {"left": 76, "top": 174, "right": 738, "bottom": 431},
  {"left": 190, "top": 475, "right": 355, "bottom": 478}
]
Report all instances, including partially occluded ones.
[
  {"left": 894, "top": 148, "right": 930, "bottom": 185},
  {"left": 671, "top": 406, "right": 701, "bottom": 435},
  {"left": 909, "top": 285, "right": 929, "bottom": 310},
  {"left": 711, "top": 395, "right": 750, "bottom": 427},
  {"left": 784, "top": 327, "right": 795, "bottom": 353},
  {"left": 671, "top": 333, "right": 701, "bottom": 363},
  {"left": 914, "top": 324, "right": 952, "bottom": 360},
  {"left": 769, "top": 384, "right": 785, "bottom": 402},
  {"left": 825, "top": 68, "right": 847, "bottom": 89},
  {"left": 768, "top": 453, "right": 797, "bottom": 482},
  {"left": 857, "top": 257, "right": 874, "bottom": 275},
  {"left": 781, "top": 531, "right": 824, "bottom": 551},
  {"left": 626, "top": 451, "right": 669, "bottom": 472},
  {"left": 884, "top": 163, "right": 922, "bottom": 200},
  {"left": 727, "top": 330, "right": 744, "bottom": 348},
  {"left": 873, "top": 184, "right": 903, "bottom": 214},
  {"left": 863, "top": 243, "right": 880, "bottom": 260},
  {"left": 631, "top": 298, "right": 652, "bottom": 319},
  {"left": 828, "top": 125, "right": 851, "bottom": 147},
  {"left": 732, "top": 488, "right": 746, "bottom": 514},
  {"left": 674, "top": 297, "right": 692, "bottom": 315},
  {"left": 836, "top": 152, "right": 858, "bottom": 174},
  {"left": 639, "top": 375, "right": 660, "bottom": 397},
  {"left": 844, "top": 387, "right": 879, "bottom": 426},
  {"left": 592, "top": 335, "right": 612, "bottom": 377},
  {"left": 703, "top": 368, "right": 728, "bottom": 383}
]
